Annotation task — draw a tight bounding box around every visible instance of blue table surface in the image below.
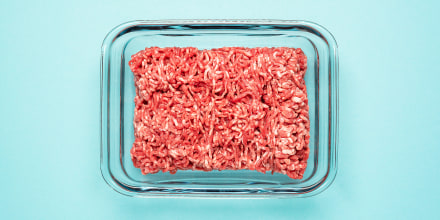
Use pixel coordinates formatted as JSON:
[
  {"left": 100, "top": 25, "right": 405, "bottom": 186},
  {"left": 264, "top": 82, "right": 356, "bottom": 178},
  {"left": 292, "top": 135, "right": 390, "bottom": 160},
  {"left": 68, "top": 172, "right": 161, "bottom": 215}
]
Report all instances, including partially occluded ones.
[{"left": 1, "top": 0, "right": 439, "bottom": 219}]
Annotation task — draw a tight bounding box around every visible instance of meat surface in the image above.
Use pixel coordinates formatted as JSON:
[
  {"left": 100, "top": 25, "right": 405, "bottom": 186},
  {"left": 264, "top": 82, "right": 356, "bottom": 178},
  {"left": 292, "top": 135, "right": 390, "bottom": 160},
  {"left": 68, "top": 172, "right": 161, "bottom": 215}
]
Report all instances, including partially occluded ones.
[{"left": 129, "top": 47, "right": 310, "bottom": 179}]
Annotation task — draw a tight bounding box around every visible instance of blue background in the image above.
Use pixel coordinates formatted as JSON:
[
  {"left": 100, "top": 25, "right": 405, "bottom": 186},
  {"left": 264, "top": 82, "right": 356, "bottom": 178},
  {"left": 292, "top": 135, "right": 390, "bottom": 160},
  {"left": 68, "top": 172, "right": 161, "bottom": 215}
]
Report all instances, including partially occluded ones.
[{"left": 1, "top": 0, "right": 439, "bottom": 219}]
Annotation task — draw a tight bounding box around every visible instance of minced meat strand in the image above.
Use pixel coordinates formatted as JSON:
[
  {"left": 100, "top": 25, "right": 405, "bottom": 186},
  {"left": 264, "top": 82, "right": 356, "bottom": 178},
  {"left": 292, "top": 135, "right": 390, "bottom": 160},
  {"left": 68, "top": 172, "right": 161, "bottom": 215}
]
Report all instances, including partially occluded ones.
[{"left": 129, "top": 47, "right": 310, "bottom": 179}]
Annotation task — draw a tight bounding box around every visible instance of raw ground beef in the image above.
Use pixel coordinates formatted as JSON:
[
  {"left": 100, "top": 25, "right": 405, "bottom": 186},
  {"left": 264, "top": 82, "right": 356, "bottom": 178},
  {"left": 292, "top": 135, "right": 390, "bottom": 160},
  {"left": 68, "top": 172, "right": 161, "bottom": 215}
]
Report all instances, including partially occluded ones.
[{"left": 129, "top": 47, "right": 310, "bottom": 179}]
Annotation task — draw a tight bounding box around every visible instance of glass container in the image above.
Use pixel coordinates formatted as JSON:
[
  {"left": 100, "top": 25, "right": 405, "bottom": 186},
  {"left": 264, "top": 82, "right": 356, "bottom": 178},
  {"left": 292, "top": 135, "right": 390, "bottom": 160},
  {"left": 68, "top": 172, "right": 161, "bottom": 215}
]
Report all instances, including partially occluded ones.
[{"left": 100, "top": 20, "right": 338, "bottom": 198}]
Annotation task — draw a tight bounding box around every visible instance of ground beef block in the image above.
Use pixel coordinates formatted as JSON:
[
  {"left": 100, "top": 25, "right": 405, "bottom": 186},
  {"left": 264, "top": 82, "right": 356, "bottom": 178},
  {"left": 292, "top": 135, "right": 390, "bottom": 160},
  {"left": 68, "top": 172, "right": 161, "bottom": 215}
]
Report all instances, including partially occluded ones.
[{"left": 129, "top": 47, "right": 310, "bottom": 179}]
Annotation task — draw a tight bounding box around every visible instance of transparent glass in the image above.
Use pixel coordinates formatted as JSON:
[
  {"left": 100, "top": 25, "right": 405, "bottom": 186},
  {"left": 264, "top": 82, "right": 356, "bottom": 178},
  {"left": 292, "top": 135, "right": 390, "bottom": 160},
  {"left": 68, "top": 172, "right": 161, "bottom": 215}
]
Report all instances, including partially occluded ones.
[{"left": 100, "top": 20, "right": 338, "bottom": 198}]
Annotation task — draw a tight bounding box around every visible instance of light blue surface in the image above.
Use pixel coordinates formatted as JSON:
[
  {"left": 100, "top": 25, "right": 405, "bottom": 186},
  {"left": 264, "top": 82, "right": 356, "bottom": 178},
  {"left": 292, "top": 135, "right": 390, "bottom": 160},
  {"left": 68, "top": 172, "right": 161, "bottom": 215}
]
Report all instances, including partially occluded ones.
[{"left": 1, "top": 0, "right": 439, "bottom": 219}]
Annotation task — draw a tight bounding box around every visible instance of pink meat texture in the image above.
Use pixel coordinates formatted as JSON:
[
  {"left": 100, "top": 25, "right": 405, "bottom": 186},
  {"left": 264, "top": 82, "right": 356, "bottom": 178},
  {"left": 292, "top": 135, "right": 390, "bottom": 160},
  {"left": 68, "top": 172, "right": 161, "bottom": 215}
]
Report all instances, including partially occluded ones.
[{"left": 129, "top": 47, "right": 310, "bottom": 179}]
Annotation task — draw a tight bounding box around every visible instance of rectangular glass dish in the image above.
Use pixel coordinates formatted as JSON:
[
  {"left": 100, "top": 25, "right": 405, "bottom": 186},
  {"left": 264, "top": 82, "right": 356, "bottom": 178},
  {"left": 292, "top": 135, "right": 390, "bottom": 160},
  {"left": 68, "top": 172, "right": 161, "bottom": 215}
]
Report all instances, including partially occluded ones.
[{"left": 100, "top": 20, "right": 338, "bottom": 198}]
